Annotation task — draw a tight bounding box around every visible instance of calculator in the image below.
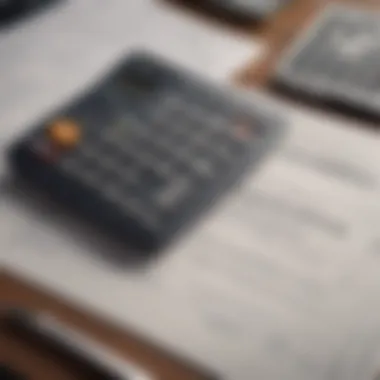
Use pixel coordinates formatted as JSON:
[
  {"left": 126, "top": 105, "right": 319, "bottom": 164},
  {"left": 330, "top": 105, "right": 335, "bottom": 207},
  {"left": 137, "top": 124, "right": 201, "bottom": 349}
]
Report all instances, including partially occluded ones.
[
  {"left": 193, "top": 0, "right": 290, "bottom": 21},
  {"left": 0, "top": 0, "right": 60, "bottom": 24},
  {"left": 8, "top": 52, "right": 285, "bottom": 252},
  {"left": 273, "top": 3, "right": 380, "bottom": 118}
]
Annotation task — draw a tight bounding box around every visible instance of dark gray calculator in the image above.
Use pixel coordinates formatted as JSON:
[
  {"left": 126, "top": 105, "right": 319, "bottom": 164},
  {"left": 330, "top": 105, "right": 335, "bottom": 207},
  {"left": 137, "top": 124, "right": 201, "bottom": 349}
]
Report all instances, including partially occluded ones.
[
  {"left": 195, "top": 0, "right": 290, "bottom": 21},
  {"left": 9, "top": 52, "right": 284, "bottom": 252},
  {"left": 273, "top": 4, "right": 380, "bottom": 118}
]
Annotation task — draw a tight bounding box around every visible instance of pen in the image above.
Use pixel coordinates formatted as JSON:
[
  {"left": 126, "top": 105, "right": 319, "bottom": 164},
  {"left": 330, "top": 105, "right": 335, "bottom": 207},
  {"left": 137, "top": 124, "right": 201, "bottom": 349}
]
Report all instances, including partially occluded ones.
[{"left": 3, "top": 308, "right": 155, "bottom": 380}]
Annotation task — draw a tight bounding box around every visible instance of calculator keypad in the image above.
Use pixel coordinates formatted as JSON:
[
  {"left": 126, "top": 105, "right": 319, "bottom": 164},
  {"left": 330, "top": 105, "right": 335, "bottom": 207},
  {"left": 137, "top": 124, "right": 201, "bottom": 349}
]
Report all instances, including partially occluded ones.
[
  {"left": 59, "top": 89, "right": 256, "bottom": 227},
  {"left": 274, "top": 4, "right": 380, "bottom": 116}
]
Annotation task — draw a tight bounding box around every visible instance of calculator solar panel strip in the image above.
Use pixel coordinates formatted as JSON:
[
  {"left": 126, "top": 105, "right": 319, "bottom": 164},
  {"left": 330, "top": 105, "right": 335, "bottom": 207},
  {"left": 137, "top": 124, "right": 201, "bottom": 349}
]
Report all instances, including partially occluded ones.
[
  {"left": 8, "top": 52, "right": 286, "bottom": 253},
  {"left": 273, "top": 3, "right": 380, "bottom": 119}
]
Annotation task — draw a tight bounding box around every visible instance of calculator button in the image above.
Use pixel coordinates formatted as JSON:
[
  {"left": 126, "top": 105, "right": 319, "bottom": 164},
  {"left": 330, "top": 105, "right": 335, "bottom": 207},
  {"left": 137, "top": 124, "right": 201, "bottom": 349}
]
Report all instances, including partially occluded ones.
[
  {"left": 98, "top": 154, "right": 117, "bottom": 171},
  {"left": 207, "top": 114, "right": 228, "bottom": 131},
  {"left": 61, "top": 156, "right": 83, "bottom": 174},
  {"left": 155, "top": 162, "right": 172, "bottom": 177},
  {"left": 79, "top": 145, "right": 98, "bottom": 160},
  {"left": 47, "top": 119, "right": 81, "bottom": 149},
  {"left": 82, "top": 169, "right": 102, "bottom": 187},
  {"left": 155, "top": 177, "right": 192, "bottom": 208},
  {"left": 122, "top": 198, "right": 157, "bottom": 227},
  {"left": 122, "top": 198, "right": 141, "bottom": 214},
  {"left": 191, "top": 158, "right": 215, "bottom": 178},
  {"left": 138, "top": 167, "right": 166, "bottom": 192},
  {"left": 214, "top": 143, "right": 234, "bottom": 161},
  {"left": 122, "top": 167, "right": 140, "bottom": 184},
  {"left": 103, "top": 183, "right": 123, "bottom": 203}
]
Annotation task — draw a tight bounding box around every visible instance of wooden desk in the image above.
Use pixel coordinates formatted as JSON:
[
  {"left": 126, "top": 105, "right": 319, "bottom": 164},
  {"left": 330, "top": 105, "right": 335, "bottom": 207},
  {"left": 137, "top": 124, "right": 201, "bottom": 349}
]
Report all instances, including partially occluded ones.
[{"left": 0, "top": 270, "right": 216, "bottom": 380}]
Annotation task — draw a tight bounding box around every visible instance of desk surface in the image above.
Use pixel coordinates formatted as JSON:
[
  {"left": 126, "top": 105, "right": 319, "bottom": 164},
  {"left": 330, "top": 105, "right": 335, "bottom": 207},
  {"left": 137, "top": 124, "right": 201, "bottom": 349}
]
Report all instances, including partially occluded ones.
[{"left": 2, "top": 2, "right": 380, "bottom": 380}]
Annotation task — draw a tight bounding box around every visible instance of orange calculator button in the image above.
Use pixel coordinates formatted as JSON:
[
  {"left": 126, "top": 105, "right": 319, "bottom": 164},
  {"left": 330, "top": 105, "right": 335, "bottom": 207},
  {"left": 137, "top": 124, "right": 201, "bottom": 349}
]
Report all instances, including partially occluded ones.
[{"left": 47, "top": 119, "right": 81, "bottom": 149}]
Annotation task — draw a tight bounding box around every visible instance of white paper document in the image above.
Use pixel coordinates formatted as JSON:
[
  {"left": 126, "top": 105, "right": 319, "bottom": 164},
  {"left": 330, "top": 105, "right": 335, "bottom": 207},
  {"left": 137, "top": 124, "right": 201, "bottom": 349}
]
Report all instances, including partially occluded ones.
[{"left": 3, "top": 100, "right": 380, "bottom": 380}]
